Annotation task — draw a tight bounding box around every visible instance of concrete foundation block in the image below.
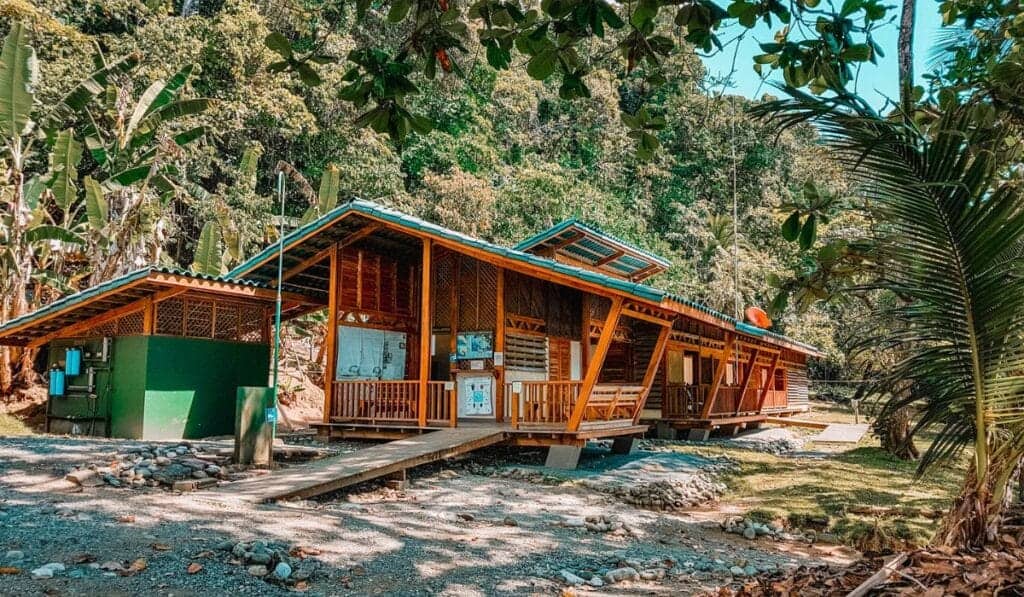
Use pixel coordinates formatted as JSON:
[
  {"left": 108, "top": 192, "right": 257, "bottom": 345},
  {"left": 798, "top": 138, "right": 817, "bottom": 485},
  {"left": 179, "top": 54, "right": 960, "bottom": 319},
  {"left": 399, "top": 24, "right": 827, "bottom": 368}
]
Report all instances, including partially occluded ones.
[
  {"left": 610, "top": 437, "right": 639, "bottom": 455},
  {"left": 654, "top": 422, "right": 677, "bottom": 440},
  {"left": 686, "top": 428, "right": 710, "bottom": 442},
  {"left": 545, "top": 445, "right": 582, "bottom": 469}
]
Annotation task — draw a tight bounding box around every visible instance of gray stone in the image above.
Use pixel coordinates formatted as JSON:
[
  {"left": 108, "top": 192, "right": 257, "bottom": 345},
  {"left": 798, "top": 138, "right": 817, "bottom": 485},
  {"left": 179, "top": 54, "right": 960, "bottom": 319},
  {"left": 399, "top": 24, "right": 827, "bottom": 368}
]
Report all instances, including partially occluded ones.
[
  {"left": 248, "top": 551, "right": 272, "bottom": 565},
  {"left": 232, "top": 543, "right": 248, "bottom": 558},
  {"left": 155, "top": 456, "right": 170, "bottom": 466},
  {"left": 604, "top": 567, "right": 640, "bottom": 583},
  {"left": 559, "top": 570, "right": 585, "bottom": 585},
  {"left": 247, "top": 565, "right": 268, "bottom": 577},
  {"left": 214, "top": 540, "right": 235, "bottom": 551},
  {"left": 273, "top": 562, "right": 292, "bottom": 580},
  {"left": 4, "top": 550, "right": 24, "bottom": 563},
  {"left": 587, "top": 576, "right": 604, "bottom": 587},
  {"left": 152, "top": 463, "right": 191, "bottom": 484},
  {"left": 742, "top": 527, "right": 757, "bottom": 540},
  {"left": 640, "top": 568, "right": 665, "bottom": 581},
  {"left": 191, "top": 470, "right": 208, "bottom": 479},
  {"left": 743, "top": 564, "right": 759, "bottom": 576},
  {"left": 729, "top": 565, "right": 746, "bottom": 577},
  {"left": 30, "top": 563, "right": 65, "bottom": 579}
]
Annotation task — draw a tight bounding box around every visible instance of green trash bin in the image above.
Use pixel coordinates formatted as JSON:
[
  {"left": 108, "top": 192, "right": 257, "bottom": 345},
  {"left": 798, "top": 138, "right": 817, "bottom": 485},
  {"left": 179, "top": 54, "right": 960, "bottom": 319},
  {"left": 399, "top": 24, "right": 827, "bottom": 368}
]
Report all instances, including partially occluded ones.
[{"left": 235, "top": 386, "right": 276, "bottom": 466}]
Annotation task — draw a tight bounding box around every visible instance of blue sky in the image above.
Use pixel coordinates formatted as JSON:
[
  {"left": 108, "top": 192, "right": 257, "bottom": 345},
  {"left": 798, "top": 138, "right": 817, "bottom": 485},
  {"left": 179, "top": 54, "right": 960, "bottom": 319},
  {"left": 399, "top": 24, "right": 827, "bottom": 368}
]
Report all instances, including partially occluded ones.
[{"left": 700, "top": 0, "right": 944, "bottom": 110}]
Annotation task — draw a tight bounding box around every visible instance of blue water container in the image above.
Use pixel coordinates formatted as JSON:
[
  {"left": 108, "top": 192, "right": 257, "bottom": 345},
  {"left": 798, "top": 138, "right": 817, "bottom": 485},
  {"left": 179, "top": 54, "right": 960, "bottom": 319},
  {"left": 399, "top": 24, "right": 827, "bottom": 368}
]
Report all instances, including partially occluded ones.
[
  {"left": 49, "top": 369, "right": 66, "bottom": 397},
  {"left": 65, "top": 347, "right": 82, "bottom": 376}
]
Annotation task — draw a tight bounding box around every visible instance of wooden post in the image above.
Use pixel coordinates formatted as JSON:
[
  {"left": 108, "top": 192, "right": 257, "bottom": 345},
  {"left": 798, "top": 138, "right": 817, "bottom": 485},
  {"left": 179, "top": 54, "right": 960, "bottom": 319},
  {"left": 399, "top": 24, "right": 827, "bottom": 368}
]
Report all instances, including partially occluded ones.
[
  {"left": 322, "top": 244, "right": 339, "bottom": 424},
  {"left": 494, "top": 267, "right": 506, "bottom": 422},
  {"left": 755, "top": 351, "right": 781, "bottom": 412},
  {"left": 734, "top": 347, "right": 760, "bottom": 415},
  {"left": 568, "top": 297, "right": 623, "bottom": 432},
  {"left": 142, "top": 298, "right": 155, "bottom": 335},
  {"left": 580, "top": 293, "right": 591, "bottom": 372},
  {"left": 701, "top": 333, "right": 734, "bottom": 419},
  {"left": 418, "top": 238, "right": 432, "bottom": 427},
  {"left": 449, "top": 254, "right": 459, "bottom": 376},
  {"left": 511, "top": 386, "right": 520, "bottom": 429},
  {"left": 634, "top": 324, "right": 671, "bottom": 423}
]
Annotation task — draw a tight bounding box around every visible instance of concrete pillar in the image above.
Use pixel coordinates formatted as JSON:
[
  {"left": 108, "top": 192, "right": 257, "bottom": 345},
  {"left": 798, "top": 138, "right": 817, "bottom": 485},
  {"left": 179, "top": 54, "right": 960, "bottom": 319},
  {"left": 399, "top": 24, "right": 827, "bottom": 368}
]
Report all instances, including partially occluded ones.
[
  {"left": 654, "top": 422, "right": 677, "bottom": 440},
  {"left": 545, "top": 445, "right": 582, "bottom": 469},
  {"left": 747, "top": 421, "right": 762, "bottom": 430},
  {"left": 611, "top": 437, "right": 639, "bottom": 455},
  {"left": 385, "top": 469, "right": 408, "bottom": 490},
  {"left": 686, "top": 428, "right": 710, "bottom": 442}
]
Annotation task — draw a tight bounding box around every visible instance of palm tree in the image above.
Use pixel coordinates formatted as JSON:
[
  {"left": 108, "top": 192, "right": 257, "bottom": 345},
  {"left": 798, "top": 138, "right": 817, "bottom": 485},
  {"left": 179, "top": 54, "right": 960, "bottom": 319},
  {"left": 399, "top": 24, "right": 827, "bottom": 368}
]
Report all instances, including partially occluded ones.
[{"left": 758, "top": 95, "right": 1024, "bottom": 548}]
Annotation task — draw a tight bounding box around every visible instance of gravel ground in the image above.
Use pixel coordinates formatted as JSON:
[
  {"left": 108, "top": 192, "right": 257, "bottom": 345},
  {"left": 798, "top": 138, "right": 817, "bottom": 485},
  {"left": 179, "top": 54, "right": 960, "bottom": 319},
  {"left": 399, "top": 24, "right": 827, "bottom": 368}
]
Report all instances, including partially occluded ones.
[{"left": 0, "top": 435, "right": 855, "bottom": 596}]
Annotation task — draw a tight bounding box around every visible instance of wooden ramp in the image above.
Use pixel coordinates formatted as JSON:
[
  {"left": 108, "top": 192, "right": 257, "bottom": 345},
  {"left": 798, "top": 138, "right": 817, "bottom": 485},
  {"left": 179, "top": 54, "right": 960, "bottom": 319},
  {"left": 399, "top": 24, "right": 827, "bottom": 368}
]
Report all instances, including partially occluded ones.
[{"left": 218, "top": 428, "right": 507, "bottom": 503}]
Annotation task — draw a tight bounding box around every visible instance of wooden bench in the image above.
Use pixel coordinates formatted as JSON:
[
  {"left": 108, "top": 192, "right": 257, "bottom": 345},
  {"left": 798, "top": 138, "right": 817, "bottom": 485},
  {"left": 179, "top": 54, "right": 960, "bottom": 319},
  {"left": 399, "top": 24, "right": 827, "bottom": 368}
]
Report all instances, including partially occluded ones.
[{"left": 585, "top": 385, "right": 645, "bottom": 420}]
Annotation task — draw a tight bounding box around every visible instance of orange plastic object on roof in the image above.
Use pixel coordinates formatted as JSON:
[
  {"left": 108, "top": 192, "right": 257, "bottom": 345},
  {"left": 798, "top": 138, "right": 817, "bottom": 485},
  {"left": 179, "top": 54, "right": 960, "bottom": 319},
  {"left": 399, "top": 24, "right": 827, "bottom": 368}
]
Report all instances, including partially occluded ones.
[{"left": 745, "top": 306, "right": 771, "bottom": 329}]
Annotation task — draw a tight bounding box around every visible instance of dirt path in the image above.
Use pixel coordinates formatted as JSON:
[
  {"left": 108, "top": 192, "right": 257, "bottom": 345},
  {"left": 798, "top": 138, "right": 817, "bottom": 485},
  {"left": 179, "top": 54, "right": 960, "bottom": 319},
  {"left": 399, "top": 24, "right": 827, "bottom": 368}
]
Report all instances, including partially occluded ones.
[{"left": 0, "top": 436, "right": 855, "bottom": 596}]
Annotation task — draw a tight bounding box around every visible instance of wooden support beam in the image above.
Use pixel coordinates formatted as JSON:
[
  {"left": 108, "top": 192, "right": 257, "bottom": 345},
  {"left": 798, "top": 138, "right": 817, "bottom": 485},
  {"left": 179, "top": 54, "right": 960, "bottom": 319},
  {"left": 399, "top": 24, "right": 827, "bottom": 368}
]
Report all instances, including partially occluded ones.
[
  {"left": 549, "top": 231, "right": 586, "bottom": 252},
  {"left": 633, "top": 325, "right": 671, "bottom": 423},
  {"left": 279, "top": 246, "right": 333, "bottom": 285},
  {"left": 494, "top": 267, "right": 506, "bottom": 423},
  {"left": 338, "top": 223, "right": 384, "bottom": 250},
  {"left": 580, "top": 293, "right": 591, "bottom": 372},
  {"left": 700, "top": 333, "right": 735, "bottom": 419},
  {"left": 568, "top": 297, "right": 623, "bottom": 432},
  {"left": 323, "top": 245, "right": 339, "bottom": 424},
  {"left": 418, "top": 238, "right": 432, "bottom": 427},
  {"left": 755, "top": 351, "right": 782, "bottom": 412},
  {"left": 27, "top": 300, "right": 149, "bottom": 349},
  {"left": 142, "top": 298, "right": 154, "bottom": 335},
  {"left": 621, "top": 307, "right": 674, "bottom": 327},
  {"left": 595, "top": 249, "right": 625, "bottom": 267},
  {"left": 734, "top": 348, "right": 760, "bottom": 416}
]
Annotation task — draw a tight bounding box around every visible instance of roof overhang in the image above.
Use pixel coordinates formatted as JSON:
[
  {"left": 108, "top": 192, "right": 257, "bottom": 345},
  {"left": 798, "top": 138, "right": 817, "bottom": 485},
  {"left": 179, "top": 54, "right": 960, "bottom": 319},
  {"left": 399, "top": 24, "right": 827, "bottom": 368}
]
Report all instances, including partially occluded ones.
[
  {"left": 514, "top": 220, "right": 670, "bottom": 282},
  {"left": 0, "top": 268, "right": 321, "bottom": 347}
]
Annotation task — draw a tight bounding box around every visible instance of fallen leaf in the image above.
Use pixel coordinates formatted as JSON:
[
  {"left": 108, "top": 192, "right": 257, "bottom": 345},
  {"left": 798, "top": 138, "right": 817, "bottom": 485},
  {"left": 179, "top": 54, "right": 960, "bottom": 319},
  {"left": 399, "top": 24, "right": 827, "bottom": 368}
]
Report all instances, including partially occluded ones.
[
  {"left": 117, "top": 515, "right": 136, "bottom": 523},
  {"left": 293, "top": 580, "right": 309, "bottom": 592},
  {"left": 187, "top": 563, "right": 203, "bottom": 574},
  {"left": 150, "top": 543, "right": 171, "bottom": 552},
  {"left": 0, "top": 567, "right": 20, "bottom": 575},
  {"left": 70, "top": 553, "right": 96, "bottom": 564},
  {"left": 192, "top": 550, "right": 214, "bottom": 559},
  {"left": 119, "top": 558, "right": 148, "bottom": 576}
]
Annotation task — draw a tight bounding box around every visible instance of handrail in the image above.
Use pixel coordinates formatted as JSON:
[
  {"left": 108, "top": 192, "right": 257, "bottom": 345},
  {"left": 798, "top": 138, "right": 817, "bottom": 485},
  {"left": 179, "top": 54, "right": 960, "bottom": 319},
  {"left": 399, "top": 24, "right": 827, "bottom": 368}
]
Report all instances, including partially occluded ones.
[
  {"left": 506, "top": 381, "right": 644, "bottom": 429},
  {"left": 331, "top": 380, "right": 454, "bottom": 426}
]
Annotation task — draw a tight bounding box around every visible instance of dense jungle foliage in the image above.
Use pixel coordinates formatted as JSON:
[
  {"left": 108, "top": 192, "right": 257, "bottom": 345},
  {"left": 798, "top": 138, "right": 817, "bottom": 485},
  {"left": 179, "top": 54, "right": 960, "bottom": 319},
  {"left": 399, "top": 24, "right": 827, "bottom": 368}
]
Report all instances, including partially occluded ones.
[{"left": 0, "top": 0, "right": 851, "bottom": 367}]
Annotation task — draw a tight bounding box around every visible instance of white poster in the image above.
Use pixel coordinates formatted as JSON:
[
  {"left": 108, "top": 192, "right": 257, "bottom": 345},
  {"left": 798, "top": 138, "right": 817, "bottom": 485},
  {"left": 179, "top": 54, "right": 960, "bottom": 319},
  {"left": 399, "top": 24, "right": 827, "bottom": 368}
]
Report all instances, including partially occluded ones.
[{"left": 458, "top": 376, "right": 494, "bottom": 417}]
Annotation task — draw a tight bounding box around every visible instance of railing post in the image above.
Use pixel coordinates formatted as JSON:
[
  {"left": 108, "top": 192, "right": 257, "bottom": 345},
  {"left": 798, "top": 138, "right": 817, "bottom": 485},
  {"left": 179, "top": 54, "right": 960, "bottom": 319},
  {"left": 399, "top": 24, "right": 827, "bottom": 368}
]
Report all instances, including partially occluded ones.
[
  {"left": 418, "top": 238, "right": 432, "bottom": 427},
  {"left": 511, "top": 384, "right": 520, "bottom": 429},
  {"left": 449, "top": 386, "right": 457, "bottom": 427}
]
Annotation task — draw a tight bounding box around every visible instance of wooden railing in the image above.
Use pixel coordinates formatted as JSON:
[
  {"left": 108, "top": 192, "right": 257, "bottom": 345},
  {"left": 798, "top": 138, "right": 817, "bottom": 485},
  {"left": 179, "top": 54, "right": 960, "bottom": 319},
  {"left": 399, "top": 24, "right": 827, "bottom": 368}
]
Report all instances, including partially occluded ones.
[
  {"left": 662, "top": 383, "right": 790, "bottom": 419},
  {"left": 330, "top": 380, "right": 456, "bottom": 426},
  {"left": 508, "top": 381, "right": 582, "bottom": 427},
  {"left": 506, "top": 381, "right": 645, "bottom": 429}
]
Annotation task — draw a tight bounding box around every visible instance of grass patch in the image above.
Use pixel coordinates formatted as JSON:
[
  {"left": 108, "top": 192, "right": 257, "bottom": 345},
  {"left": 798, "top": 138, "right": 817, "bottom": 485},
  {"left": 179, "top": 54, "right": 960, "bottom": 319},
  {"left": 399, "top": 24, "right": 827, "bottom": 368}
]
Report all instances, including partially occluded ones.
[
  {"left": 0, "top": 412, "right": 32, "bottom": 435},
  {"left": 669, "top": 439, "right": 964, "bottom": 549}
]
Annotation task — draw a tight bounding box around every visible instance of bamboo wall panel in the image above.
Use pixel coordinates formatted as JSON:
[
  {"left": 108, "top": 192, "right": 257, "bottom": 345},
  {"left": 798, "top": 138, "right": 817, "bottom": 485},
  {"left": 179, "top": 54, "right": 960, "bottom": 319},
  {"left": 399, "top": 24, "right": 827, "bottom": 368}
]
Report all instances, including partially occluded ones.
[
  {"left": 548, "top": 337, "right": 572, "bottom": 381},
  {"left": 505, "top": 332, "right": 547, "bottom": 372}
]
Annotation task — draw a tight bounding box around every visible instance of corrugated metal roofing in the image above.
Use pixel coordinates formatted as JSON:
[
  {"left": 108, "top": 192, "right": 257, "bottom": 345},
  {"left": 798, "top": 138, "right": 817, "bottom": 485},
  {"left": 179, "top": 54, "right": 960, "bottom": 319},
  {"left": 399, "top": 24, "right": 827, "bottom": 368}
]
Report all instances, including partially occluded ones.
[
  {"left": 230, "top": 199, "right": 822, "bottom": 356},
  {"left": 0, "top": 267, "right": 272, "bottom": 342}
]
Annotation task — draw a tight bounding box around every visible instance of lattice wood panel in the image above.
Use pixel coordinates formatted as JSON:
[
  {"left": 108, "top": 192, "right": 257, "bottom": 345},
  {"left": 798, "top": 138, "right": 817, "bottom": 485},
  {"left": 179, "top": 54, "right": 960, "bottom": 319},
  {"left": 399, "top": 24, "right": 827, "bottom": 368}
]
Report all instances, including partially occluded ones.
[
  {"left": 457, "top": 258, "right": 497, "bottom": 332},
  {"left": 156, "top": 296, "right": 265, "bottom": 343},
  {"left": 432, "top": 252, "right": 455, "bottom": 330}
]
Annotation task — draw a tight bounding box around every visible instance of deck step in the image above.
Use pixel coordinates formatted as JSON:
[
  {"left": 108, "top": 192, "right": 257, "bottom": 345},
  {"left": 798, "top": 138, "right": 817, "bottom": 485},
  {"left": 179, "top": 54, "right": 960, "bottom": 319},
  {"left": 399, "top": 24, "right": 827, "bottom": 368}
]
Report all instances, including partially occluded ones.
[{"left": 216, "top": 428, "right": 507, "bottom": 502}]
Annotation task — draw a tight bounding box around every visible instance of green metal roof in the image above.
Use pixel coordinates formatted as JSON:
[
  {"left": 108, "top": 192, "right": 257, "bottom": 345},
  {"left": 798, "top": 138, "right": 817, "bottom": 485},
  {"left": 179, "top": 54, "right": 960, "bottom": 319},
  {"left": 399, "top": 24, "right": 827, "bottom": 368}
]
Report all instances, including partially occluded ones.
[
  {"left": 513, "top": 218, "right": 671, "bottom": 281},
  {"left": 230, "top": 199, "right": 822, "bottom": 356}
]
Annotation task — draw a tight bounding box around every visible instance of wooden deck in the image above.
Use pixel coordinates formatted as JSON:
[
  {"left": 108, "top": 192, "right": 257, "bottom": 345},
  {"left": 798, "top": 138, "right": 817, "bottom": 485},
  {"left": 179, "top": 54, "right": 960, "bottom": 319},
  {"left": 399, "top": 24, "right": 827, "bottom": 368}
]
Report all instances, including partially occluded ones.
[
  {"left": 313, "top": 419, "right": 650, "bottom": 446},
  {"left": 218, "top": 427, "right": 507, "bottom": 502}
]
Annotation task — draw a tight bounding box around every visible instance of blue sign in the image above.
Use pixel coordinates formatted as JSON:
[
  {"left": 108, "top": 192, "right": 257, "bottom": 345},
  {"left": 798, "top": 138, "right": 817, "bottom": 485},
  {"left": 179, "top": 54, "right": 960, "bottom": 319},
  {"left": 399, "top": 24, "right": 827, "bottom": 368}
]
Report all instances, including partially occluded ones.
[{"left": 265, "top": 407, "right": 278, "bottom": 423}]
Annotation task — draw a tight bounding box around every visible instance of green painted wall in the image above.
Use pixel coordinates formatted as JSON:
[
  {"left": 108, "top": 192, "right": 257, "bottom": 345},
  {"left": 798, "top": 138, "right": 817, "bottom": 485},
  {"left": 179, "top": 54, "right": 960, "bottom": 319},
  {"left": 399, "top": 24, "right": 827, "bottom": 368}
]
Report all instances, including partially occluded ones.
[
  {"left": 142, "top": 336, "right": 270, "bottom": 439},
  {"left": 46, "top": 335, "right": 270, "bottom": 440},
  {"left": 109, "top": 336, "right": 149, "bottom": 438}
]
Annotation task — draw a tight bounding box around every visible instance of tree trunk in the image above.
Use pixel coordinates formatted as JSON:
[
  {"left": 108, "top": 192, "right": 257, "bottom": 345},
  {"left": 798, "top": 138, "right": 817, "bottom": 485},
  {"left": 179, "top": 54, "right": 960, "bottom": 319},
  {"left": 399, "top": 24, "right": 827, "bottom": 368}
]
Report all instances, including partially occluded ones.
[
  {"left": 934, "top": 448, "right": 1021, "bottom": 548},
  {"left": 876, "top": 406, "right": 920, "bottom": 460},
  {"left": 897, "top": 0, "right": 915, "bottom": 114}
]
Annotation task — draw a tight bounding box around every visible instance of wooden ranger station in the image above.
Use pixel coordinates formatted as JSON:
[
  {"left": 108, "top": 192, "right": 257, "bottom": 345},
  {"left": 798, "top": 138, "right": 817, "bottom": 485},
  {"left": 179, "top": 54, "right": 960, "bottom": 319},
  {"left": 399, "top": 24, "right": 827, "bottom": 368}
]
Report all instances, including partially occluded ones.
[{"left": 0, "top": 199, "right": 819, "bottom": 469}]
